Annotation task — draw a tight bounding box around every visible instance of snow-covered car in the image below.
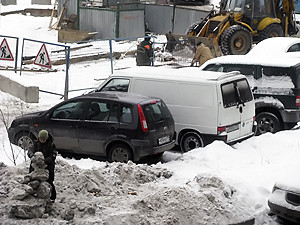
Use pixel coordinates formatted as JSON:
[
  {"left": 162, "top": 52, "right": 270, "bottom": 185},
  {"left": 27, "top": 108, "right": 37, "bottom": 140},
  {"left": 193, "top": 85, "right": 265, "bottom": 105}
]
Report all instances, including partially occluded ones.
[
  {"left": 8, "top": 92, "right": 176, "bottom": 163},
  {"left": 200, "top": 54, "right": 300, "bottom": 135},
  {"left": 247, "top": 37, "right": 300, "bottom": 57},
  {"left": 268, "top": 180, "right": 300, "bottom": 224}
]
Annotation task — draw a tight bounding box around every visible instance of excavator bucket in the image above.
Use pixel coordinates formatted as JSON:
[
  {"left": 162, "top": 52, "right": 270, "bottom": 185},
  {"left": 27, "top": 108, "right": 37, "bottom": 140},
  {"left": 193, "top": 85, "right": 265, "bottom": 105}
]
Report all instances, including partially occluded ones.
[{"left": 165, "top": 33, "right": 222, "bottom": 57}]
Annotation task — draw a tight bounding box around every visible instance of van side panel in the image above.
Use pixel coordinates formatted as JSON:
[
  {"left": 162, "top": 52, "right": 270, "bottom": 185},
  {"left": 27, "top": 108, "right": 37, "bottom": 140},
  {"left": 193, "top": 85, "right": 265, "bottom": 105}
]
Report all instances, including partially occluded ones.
[
  {"left": 174, "top": 82, "right": 218, "bottom": 135},
  {"left": 132, "top": 79, "right": 218, "bottom": 136}
]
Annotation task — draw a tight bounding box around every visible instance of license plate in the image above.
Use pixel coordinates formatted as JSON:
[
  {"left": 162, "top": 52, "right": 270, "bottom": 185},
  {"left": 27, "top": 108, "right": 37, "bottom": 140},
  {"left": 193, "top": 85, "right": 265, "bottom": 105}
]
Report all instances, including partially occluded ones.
[
  {"left": 158, "top": 136, "right": 170, "bottom": 145},
  {"left": 226, "top": 123, "right": 240, "bottom": 133}
]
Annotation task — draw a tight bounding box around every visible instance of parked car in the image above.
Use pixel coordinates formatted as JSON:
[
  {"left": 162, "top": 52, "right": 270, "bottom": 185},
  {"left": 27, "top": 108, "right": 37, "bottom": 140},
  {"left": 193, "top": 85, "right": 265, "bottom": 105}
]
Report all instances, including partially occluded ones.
[
  {"left": 246, "top": 37, "right": 300, "bottom": 58},
  {"left": 94, "top": 67, "right": 256, "bottom": 152},
  {"left": 8, "top": 92, "right": 176, "bottom": 163},
  {"left": 200, "top": 55, "right": 300, "bottom": 135},
  {"left": 268, "top": 179, "right": 300, "bottom": 224}
]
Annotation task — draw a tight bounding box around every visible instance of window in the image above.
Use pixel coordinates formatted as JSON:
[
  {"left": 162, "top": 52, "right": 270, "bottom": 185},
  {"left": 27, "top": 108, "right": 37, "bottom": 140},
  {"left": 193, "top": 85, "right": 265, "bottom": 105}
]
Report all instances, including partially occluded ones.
[
  {"left": 221, "top": 79, "right": 253, "bottom": 108},
  {"left": 120, "top": 105, "right": 133, "bottom": 123},
  {"left": 52, "top": 101, "right": 85, "bottom": 120},
  {"left": 287, "top": 43, "right": 300, "bottom": 52},
  {"left": 87, "top": 101, "right": 119, "bottom": 122},
  {"left": 142, "top": 101, "right": 172, "bottom": 123},
  {"left": 203, "top": 64, "right": 223, "bottom": 72},
  {"left": 224, "top": 65, "right": 255, "bottom": 76},
  {"left": 101, "top": 79, "right": 130, "bottom": 92}
]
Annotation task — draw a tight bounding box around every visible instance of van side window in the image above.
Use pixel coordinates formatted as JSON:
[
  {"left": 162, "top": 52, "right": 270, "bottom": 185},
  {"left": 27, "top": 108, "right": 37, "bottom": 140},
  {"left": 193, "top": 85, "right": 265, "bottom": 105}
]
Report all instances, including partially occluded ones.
[
  {"left": 101, "top": 79, "right": 129, "bottom": 92},
  {"left": 221, "top": 79, "right": 253, "bottom": 108}
]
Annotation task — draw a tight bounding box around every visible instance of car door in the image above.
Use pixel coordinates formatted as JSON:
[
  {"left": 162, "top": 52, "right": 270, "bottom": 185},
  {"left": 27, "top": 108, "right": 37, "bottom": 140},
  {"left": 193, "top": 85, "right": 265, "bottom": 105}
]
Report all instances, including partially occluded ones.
[
  {"left": 218, "top": 78, "right": 254, "bottom": 142},
  {"left": 77, "top": 100, "right": 120, "bottom": 156},
  {"left": 47, "top": 100, "right": 87, "bottom": 152}
]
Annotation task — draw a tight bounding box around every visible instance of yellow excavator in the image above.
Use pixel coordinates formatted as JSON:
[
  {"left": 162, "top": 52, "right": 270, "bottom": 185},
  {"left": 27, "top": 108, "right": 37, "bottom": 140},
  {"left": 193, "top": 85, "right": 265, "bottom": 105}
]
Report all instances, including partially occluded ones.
[{"left": 166, "top": 0, "right": 298, "bottom": 56}]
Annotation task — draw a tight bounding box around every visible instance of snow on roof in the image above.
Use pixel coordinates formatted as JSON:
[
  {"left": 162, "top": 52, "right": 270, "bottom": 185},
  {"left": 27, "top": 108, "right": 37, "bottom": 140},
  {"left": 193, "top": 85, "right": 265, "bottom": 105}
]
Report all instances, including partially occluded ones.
[
  {"left": 200, "top": 53, "right": 300, "bottom": 68},
  {"left": 247, "top": 37, "right": 300, "bottom": 56},
  {"left": 111, "top": 66, "right": 244, "bottom": 82}
]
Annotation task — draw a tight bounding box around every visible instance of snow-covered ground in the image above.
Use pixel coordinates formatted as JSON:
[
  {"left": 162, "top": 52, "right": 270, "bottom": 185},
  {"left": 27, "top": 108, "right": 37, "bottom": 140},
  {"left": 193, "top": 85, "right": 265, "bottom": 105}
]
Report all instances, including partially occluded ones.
[{"left": 1, "top": 1, "right": 300, "bottom": 224}]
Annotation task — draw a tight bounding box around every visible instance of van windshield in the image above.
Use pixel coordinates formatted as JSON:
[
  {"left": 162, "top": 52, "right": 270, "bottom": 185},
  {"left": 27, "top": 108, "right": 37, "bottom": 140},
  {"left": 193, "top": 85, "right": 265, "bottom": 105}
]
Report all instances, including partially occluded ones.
[
  {"left": 142, "top": 100, "right": 172, "bottom": 123},
  {"left": 221, "top": 79, "right": 253, "bottom": 108},
  {"left": 100, "top": 78, "right": 129, "bottom": 92}
]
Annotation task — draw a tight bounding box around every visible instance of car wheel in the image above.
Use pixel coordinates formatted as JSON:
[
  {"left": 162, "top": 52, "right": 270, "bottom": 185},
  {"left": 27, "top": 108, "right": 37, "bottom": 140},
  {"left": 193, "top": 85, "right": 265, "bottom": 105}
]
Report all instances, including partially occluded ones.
[
  {"left": 259, "top": 23, "right": 284, "bottom": 41},
  {"left": 220, "top": 25, "right": 253, "bottom": 55},
  {"left": 15, "top": 132, "right": 35, "bottom": 152},
  {"left": 255, "top": 112, "right": 282, "bottom": 136},
  {"left": 180, "top": 132, "right": 204, "bottom": 152},
  {"left": 109, "top": 144, "right": 133, "bottom": 163}
]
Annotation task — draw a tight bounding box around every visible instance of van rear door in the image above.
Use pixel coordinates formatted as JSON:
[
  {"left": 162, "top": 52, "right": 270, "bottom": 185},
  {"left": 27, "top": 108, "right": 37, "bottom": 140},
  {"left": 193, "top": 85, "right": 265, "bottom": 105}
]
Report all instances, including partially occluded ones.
[{"left": 218, "top": 78, "right": 255, "bottom": 142}]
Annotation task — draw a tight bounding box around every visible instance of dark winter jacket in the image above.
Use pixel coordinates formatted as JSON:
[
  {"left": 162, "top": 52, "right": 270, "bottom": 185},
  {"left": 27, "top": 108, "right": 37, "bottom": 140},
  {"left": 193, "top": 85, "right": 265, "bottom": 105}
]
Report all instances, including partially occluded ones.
[
  {"left": 28, "top": 134, "right": 57, "bottom": 171},
  {"left": 136, "top": 40, "right": 153, "bottom": 66}
]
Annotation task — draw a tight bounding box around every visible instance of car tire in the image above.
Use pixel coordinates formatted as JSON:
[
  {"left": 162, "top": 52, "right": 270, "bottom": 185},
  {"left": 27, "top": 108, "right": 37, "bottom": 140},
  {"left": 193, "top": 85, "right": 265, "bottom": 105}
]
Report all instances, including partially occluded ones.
[
  {"left": 220, "top": 25, "right": 253, "bottom": 55},
  {"left": 259, "top": 23, "right": 284, "bottom": 41},
  {"left": 108, "top": 144, "right": 133, "bottom": 163},
  {"left": 180, "top": 132, "right": 204, "bottom": 152},
  {"left": 255, "top": 112, "right": 282, "bottom": 136},
  {"left": 15, "top": 132, "right": 35, "bottom": 152}
]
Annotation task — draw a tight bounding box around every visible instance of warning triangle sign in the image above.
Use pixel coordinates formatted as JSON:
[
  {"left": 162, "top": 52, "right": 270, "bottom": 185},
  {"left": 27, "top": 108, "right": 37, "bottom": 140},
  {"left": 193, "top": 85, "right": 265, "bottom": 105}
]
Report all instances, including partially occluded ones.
[
  {"left": 0, "top": 38, "right": 14, "bottom": 61},
  {"left": 34, "top": 43, "right": 52, "bottom": 69}
]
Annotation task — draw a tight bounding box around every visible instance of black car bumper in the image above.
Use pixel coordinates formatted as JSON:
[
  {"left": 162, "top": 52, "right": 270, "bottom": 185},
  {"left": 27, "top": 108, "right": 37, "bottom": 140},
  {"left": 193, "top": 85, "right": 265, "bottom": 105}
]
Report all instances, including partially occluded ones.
[
  {"left": 131, "top": 139, "right": 176, "bottom": 162},
  {"left": 268, "top": 200, "right": 300, "bottom": 224},
  {"left": 280, "top": 109, "right": 300, "bottom": 123}
]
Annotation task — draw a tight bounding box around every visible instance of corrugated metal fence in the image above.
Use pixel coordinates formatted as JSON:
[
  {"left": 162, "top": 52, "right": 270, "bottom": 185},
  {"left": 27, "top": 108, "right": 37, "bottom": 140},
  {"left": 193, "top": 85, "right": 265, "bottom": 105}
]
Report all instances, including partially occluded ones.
[{"left": 58, "top": 0, "right": 209, "bottom": 39}]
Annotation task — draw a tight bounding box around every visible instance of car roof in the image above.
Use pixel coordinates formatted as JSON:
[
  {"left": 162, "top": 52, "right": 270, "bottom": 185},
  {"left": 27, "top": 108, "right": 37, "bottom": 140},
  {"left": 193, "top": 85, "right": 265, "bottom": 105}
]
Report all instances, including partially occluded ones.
[
  {"left": 109, "top": 66, "right": 245, "bottom": 82},
  {"left": 247, "top": 37, "right": 300, "bottom": 56},
  {"left": 77, "top": 91, "right": 161, "bottom": 105},
  {"left": 200, "top": 54, "right": 300, "bottom": 69}
]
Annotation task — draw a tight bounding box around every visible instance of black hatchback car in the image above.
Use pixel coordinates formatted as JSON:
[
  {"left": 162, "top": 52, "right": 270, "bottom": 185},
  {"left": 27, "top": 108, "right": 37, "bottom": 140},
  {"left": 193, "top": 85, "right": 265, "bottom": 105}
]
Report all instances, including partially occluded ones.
[{"left": 8, "top": 92, "right": 176, "bottom": 163}]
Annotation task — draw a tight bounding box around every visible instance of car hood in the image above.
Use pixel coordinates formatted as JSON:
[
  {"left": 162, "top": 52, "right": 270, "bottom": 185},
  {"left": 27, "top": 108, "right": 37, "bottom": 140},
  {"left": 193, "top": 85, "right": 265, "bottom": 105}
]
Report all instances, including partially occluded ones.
[
  {"left": 274, "top": 171, "right": 300, "bottom": 193},
  {"left": 15, "top": 110, "right": 46, "bottom": 120}
]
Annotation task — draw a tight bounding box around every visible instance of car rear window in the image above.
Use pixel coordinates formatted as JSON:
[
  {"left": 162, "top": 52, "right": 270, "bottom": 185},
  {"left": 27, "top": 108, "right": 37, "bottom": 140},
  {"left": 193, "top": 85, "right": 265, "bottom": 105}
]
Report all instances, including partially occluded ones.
[
  {"left": 142, "top": 100, "right": 171, "bottom": 123},
  {"left": 221, "top": 79, "right": 253, "bottom": 108}
]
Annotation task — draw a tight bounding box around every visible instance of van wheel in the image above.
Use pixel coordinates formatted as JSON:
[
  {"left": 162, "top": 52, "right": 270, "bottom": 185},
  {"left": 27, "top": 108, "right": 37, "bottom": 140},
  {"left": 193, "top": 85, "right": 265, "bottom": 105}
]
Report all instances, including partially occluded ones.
[
  {"left": 108, "top": 144, "right": 133, "bottom": 163},
  {"left": 180, "top": 132, "right": 204, "bottom": 152},
  {"left": 255, "top": 112, "right": 282, "bottom": 136},
  {"left": 15, "top": 132, "right": 35, "bottom": 152}
]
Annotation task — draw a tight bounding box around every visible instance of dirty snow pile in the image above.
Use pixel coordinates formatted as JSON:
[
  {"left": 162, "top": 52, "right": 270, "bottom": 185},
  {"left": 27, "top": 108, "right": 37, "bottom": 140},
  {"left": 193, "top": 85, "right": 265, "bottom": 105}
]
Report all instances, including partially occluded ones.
[{"left": 0, "top": 155, "right": 256, "bottom": 225}]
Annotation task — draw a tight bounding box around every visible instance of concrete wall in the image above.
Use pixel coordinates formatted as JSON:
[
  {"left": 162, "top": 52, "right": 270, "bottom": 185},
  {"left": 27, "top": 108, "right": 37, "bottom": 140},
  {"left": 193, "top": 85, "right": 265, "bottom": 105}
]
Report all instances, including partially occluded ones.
[{"left": 0, "top": 75, "right": 39, "bottom": 103}]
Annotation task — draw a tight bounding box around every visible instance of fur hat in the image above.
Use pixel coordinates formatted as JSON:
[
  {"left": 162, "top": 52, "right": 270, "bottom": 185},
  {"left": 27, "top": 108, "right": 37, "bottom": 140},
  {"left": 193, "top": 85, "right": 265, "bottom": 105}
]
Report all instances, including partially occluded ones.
[{"left": 38, "top": 130, "right": 48, "bottom": 141}]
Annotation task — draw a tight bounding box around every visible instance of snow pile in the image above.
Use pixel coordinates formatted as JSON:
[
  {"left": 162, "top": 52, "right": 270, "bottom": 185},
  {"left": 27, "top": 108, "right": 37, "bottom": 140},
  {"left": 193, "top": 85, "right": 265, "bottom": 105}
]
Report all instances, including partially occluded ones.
[{"left": 0, "top": 156, "right": 256, "bottom": 224}]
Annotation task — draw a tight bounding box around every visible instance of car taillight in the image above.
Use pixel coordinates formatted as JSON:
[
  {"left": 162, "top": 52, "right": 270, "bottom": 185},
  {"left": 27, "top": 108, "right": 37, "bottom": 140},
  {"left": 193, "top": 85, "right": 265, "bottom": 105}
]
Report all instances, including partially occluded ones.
[
  {"left": 138, "top": 104, "right": 148, "bottom": 132},
  {"left": 296, "top": 96, "right": 300, "bottom": 106},
  {"left": 217, "top": 126, "right": 226, "bottom": 134}
]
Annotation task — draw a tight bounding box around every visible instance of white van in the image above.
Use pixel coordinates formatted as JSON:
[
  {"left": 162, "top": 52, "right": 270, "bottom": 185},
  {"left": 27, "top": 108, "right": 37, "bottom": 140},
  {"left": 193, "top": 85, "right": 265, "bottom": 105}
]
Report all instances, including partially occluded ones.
[{"left": 95, "top": 67, "right": 256, "bottom": 152}]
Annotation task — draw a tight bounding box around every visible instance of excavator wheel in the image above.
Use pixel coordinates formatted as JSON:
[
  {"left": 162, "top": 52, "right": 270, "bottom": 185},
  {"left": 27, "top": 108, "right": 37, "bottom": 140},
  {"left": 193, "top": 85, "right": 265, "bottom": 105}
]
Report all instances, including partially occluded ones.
[
  {"left": 259, "top": 23, "right": 284, "bottom": 42},
  {"left": 220, "top": 25, "right": 253, "bottom": 55}
]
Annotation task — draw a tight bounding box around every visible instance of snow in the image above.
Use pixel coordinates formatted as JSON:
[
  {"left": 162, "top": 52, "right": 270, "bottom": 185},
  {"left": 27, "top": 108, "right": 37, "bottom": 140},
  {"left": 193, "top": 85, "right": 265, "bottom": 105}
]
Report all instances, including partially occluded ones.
[{"left": 1, "top": 1, "right": 300, "bottom": 224}]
